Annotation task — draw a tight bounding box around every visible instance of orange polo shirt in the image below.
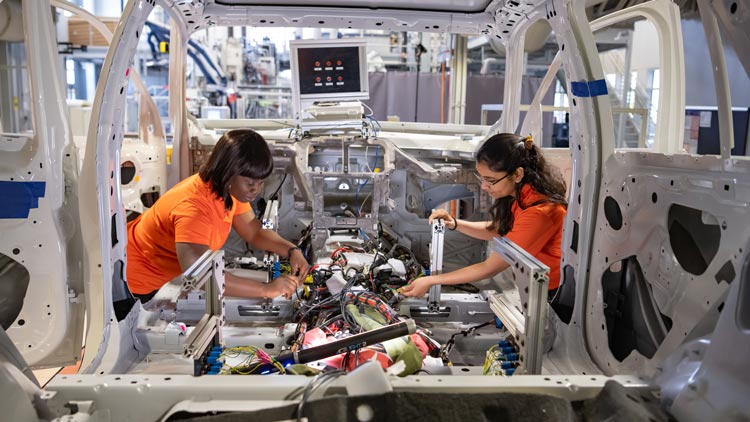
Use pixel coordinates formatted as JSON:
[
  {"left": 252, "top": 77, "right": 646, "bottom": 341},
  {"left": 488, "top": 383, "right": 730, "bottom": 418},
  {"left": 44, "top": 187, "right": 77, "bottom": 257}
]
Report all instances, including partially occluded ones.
[
  {"left": 126, "top": 174, "right": 251, "bottom": 294},
  {"left": 504, "top": 184, "right": 566, "bottom": 290}
]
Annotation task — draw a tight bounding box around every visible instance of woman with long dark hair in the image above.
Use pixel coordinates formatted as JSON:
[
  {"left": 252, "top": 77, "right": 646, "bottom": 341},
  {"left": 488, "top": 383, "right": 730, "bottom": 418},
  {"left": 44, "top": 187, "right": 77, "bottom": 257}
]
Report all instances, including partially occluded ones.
[
  {"left": 401, "top": 133, "right": 567, "bottom": 298},
  {"left": 126, "top": 129, "right": 308, "bottom": 304}
]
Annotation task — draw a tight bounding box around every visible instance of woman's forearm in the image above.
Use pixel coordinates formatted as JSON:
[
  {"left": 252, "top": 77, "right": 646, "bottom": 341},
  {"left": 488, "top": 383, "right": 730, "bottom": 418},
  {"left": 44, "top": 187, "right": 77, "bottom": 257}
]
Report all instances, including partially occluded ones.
[
  {"left": 224, "top": 272, "right": 269, "bottom": 298},
  {"left": 248, "top": 227, "right": 296, "bottom": 257},
  {"left": 455, "top": 219, "right": 496, "bottom": 241}
]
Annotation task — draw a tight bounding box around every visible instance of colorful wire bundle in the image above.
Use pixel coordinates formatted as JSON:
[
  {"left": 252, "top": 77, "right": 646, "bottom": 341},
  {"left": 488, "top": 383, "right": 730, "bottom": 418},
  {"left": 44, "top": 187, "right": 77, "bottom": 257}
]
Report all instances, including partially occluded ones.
[{"left": 219, "top": 346, "right": 286, "bottom": 375}]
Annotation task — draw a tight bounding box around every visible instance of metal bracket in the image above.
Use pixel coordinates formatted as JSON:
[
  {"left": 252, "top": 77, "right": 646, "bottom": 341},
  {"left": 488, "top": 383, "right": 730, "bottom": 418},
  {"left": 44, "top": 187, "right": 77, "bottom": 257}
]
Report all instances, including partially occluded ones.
[
  {"left": 180, "top": 250, "right": 222, "bottom": 294},
  {"left": 261, "top": 199, "right": 279, "bottom": 230},
  {"left": 261, "top": 199, "right": 281, "bottom": 310},
  {"left": 182, "top": 250, "right": 226, "bottom": 367},
  {"left": 488, "top": 237, "right": 549, "bottom": 374},
  {"left": 427, "top": 219, "right": 446, "bottom": 312}
]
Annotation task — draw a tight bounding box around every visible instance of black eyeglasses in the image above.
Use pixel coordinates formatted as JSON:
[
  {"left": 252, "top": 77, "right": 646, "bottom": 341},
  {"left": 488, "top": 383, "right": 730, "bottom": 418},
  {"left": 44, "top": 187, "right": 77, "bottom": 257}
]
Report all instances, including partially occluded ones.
[{"left": 474, "top": 172, "right": 511, "bottom": 186}]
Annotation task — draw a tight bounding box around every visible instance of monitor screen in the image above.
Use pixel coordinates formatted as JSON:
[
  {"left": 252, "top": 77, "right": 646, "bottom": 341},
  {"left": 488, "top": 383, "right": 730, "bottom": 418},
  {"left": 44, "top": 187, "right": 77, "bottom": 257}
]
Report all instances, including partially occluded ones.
[
  {"left": 290, "top": 39, "right": 369, "bottom": 115},
  {"left": 297, "top": 46, "right": 362, "bottom": 96}
]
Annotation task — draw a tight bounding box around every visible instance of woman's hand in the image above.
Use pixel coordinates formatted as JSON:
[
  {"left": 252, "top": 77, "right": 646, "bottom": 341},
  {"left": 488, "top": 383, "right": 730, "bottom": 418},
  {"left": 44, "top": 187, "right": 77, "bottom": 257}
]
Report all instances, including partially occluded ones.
[
  {"left": 264, "top": 275, "right": 298, "bottom": 298},
  {"left": 428, "top": 209, "right": 457, "bottom": 230},
  {"left": 400, "top": 276, "right": 438, "bottom": 297},
  {"left": 289, "top": 249, "right": 310, "bottom": 280}
]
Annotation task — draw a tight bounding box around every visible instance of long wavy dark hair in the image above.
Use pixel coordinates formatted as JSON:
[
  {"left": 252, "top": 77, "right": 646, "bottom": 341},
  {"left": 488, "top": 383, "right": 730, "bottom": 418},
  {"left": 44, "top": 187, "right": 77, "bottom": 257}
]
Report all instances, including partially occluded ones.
[
  {"left": 476, "top": 133, "right": 567, "bottom": 235},
  {"left": 198, "top": 129, "right": 273, "bottom": 209}
]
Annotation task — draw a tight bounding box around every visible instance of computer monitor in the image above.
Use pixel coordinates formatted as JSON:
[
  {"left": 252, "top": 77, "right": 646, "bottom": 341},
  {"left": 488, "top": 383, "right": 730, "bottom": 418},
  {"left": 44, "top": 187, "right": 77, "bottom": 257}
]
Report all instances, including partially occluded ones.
[{"left": 290, "top": 38, "right": 369, "bottom": 117}]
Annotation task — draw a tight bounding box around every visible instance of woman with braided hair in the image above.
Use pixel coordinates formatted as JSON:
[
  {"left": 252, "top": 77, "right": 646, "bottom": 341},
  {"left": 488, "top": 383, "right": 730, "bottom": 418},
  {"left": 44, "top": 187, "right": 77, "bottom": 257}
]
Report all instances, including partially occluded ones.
[
  {"left": 125, "top": 129, "right": 308, "bottom": 308},
  {"left": 401, "top": 133, "right": 567, "bottom": 299}
]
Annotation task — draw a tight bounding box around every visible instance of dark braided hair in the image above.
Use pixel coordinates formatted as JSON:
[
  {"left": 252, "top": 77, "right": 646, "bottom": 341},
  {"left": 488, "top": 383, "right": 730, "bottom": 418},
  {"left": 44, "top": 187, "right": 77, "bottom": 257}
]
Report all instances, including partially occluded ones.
[{"left": 476, "top": 133, "right": 567, "bottom": 235}]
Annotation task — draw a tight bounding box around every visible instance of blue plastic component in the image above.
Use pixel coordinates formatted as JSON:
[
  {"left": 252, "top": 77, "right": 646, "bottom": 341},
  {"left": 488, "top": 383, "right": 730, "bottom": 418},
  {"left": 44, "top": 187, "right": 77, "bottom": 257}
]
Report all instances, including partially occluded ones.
[
  {"left": 0, "top": 181, "right": 46, "bottom": 219},
  {"left": 505, "top": 368, "right": 515, "bottom": 376},
  {"left": 207, "top": 356, "right": 218, "bottom": 365},
  {"left": 570, "top": 79, "right": 608, "bottom": 97},
  {"left": 494, "top": 316, "right": 504, "bottom": 329},
  {"left": 425, "top": 268, "right": 431, "bottom": 276},
  {"left": 209, "top": 350, "right": 221, "bottom": 357},
  {"left": 502, "top": 353, "right": 519, "bottom": 361},
  {"left": 272, "top": 261, "right": 281, "bottom": 279},
  {"left": 500, "top": 362, "right": 515, "bottom": 370},
  {"left": 211, "top": 346, "right": 223, "bottom": 352},
  {"left": 498, "top": 346, "right": 515, "bottom": 354},
  {"left": 498, "top": 340, "right": 511, "bottom": 347}
]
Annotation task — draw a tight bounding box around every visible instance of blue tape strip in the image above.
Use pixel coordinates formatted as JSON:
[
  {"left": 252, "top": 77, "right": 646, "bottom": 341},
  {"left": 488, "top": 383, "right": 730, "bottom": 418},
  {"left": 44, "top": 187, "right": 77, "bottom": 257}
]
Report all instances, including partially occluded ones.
[
  {"left": 0, "top": 181, "right": 46, "bottom": 219},
  {"left": 570, "top": 79, "right": 608, "bottom": 97}
]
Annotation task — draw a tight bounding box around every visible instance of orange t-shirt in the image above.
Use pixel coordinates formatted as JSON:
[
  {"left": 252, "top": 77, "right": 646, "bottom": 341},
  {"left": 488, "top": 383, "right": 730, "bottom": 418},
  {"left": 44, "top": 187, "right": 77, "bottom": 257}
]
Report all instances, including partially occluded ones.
[
  {"left": 504, "top": 184, "right": 566, "bottom": 290},
  {"left": 126, "top": 174, "right": 251, "bottom": 294}
]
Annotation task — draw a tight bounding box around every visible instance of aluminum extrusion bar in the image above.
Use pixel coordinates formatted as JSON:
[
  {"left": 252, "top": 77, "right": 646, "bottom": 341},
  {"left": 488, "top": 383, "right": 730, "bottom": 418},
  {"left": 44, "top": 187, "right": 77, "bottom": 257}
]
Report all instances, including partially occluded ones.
[
  {"left": 183, "top": 314, "right": 220, "bottom": 359},
  {"left": 180, "top": 250, "right": 221, "bottom": 291},
  {"left": 261, "top": 199, "right": 279, "bottom": 230},
  {"left": 491, "top": 237, "right": 549, "bottom": 374},
  {"left": 260, "top": 199, "right": 279, "bottom": 309},
  {"left": 427, "top": 219, "right": 446, "bottom": 311},
  {"left": 181, "top": 250, "right": 226, "bottom": 363},
  {"left": 488, "top": 291, "right": 525, "bottom": 337}
]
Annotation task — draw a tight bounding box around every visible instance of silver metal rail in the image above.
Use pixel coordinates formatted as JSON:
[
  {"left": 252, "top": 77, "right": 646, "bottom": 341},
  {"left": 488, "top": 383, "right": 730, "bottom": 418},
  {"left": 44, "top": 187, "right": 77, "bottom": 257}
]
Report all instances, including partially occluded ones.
[
  {"left": 181, "top": 250, "right": 226, "bottom": 362},
  {"left": 488, "top": 237, "right": 549, "bottom": 374},
  {"left": 427, "top": 219, "right": 446, "bottom": 312}
]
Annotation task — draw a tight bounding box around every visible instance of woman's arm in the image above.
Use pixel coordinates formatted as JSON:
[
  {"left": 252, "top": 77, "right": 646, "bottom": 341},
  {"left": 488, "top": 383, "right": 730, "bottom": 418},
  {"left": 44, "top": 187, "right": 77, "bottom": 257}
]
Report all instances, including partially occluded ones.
[
  {"left": 232, "top": 211, "right": 310, "bottom": 276},
  {"left": 175, "top": 242, "right": 297, "bottom": 298},
  {"left": 453, "top": 219, "right": 497, "bottom": 240},
  {"left": 428, "top": 209, "right": 495, "bottom": 241},
  {"left": 401, "top": 252, "right": 509, "bottom": 297},
  {"left": 224, "top": 271, "right": 297, "bottom": 298}
]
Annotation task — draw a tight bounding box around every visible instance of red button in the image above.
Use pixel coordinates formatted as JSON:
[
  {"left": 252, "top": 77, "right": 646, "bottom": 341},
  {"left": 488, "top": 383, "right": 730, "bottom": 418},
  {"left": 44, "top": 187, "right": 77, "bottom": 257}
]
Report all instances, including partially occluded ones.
[
  {"left": 315, "top": 77, "right": 321, "bottom": 82},
  {"left": 326, "top": 61, "right": 332, "bottom": 66},
  {"left": 337, "top": 60, "right": 342, "bottom": 66},
  {"left": 315, "top": 61, "right": 320, "bottom": 67},
  {"left": 337, "top": 76, "right": 343, "bottom": 81},
  {"left": 326, "top": 76, "right": 332, "bottom": 82}
]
